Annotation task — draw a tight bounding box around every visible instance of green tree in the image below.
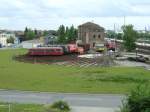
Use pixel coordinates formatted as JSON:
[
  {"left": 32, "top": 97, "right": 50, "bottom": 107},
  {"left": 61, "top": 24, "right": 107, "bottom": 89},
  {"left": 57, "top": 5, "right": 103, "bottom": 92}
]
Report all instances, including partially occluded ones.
[
  {"left": 138, "top": 32, "right": 150, "bottom": 40},
  {"left": 45, "top": 101, "right": 71, "bottom": 112},
  {"left": 67, "top": 25, "right": 77, "bottom": 43},
  {"left": 34, "top": 29, "right": 38, "bottom": 35},
  {"left": 24, "top": 27, "right": 36, "bottom": 40},
  {"left": 122, "top": 25, "right": 137, "bottom": 52},
  {"left": 7, "top": 36, "right": 14, "bottom": 44},
  {"left": 74, "top": 28, "right": 78, "bottom": 41},
  {"left": 106, "top": 30, "right": 117, "bottom": 39},
  {"left": 24, "top": 27, "right": 28, "bottom": 40},
  {"left": 65, "top": 26, "right": 69, "bottom": 41},
  {"left": 120, "top": 84, "right": 150, "bottom": 112},
  {"left": 26, "top": 29, "right": 36, "bottom": 40},
  {"left": 43, "top": 30, "right": 49, "bottom": 36},
  {"left": 25, "top": 27, "right": 28, "bottom": 34},
  {"left": 57, "top": 25, "right": 78, "bottom": 43},
  {"left": 117, "top": 33, "right": 123, "bottom": 40},
  {"left": 68, "top": 25, "right": 74, "bottom": 42},
  {"left": 57, "top": 25, "right": 66, "bottom": 44}
]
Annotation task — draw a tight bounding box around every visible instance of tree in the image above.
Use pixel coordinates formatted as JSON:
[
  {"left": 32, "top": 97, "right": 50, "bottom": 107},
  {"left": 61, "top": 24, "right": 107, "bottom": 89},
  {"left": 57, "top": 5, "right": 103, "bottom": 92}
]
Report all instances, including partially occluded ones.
[
  {"left": 45, "top": 101, "right": 71, "bottom": 112},
  {"left": 138, "top": 32, "right": 150, "bottom": 40},
  {"left": 57, "top": 25, "right": 66, "bottom": 43},
  {"left": 65, "top": 26, "right": 69, "bottom": 41},
  {"left": 24, "top": 27, "right": 36, "bottom": 40},
  {"left": 122, "top": 25, "right": 137, "bottom": 52},
  {"left": 106, "top": 30, "right": 117, "bottom": 39},
  {"left": 120, "top": 84, "right": 150, "bottom": 112},
  {"left": 43, "top": 30, "right": 49, "bottom": 36},
  {"left": 25, "top": 27, "right": 28, "bottom": 34},
  {"left": 34, "top": 29, "right": 38, "bottom": 35},
  {"left": 57, "top": 25, "right": 78, "bottom": 44},
  {"left": 67, "top": 25, "right": 74, "bottom": 42},
  {"left": 26, "top": 30, "right": 35, "bottom": 40},
  {"left": 25, "top": 29, "right": 35, "bottom": 40},
  {"left": 117, "top": 33, "right": 123, "bottom": 40},
  {"left": 7, "top": 36, "right": 14, "bottom": 44},
  {"left": 66, "top": 25, "right": 77, "bottom": 43}
]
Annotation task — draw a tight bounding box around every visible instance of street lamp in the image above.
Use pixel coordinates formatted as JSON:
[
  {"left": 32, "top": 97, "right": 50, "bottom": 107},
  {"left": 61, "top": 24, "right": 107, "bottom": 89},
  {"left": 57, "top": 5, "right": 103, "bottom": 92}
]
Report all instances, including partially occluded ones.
[{"left": 136, "top": 48, "right": 138, "bottom": 60}]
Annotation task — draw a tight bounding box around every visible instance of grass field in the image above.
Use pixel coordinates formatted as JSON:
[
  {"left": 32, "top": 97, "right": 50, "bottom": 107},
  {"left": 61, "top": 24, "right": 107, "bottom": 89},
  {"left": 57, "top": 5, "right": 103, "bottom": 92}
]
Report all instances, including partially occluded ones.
[
  {"left": 0, "top": 102, "right": 43, "bottom": 112},
  {"left": 0, "top": 49, "right": 150, "bottom": 94}
]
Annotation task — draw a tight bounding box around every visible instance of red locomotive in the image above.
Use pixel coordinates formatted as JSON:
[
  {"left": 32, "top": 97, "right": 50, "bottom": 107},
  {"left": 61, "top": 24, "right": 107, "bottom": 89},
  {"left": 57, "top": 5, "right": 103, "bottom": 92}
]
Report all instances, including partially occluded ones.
[
  {"left": 106, "top": 41, "right": 116, "bottom": 51},
  {"left": 28, "top": 47, "right": 64, "bottom": 56},
  {"left": 67, "top": 44, "right": 78, "bottom": 53},
  {"left": 28, "top": 44, "right": 88, "bottom": 56}
]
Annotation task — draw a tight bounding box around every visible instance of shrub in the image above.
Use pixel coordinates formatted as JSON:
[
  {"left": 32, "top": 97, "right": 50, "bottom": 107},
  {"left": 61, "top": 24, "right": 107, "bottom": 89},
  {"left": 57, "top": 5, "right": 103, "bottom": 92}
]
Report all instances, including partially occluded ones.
[
  {"left": 120, "top": 84, "right": 150, "bottom": 112},
  {"left": 45, "top": 101, "right": 71, "bottom": 112}
]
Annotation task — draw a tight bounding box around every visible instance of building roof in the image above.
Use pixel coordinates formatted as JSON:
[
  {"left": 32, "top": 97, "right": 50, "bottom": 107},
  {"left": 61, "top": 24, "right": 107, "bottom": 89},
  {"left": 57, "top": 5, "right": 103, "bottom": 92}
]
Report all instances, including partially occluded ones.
[
  {"left": 79, "top": 22, "right": 104, "bottom": 30},
  {"left": 22, "top": 39, "right": 43, "bottom": 44}
]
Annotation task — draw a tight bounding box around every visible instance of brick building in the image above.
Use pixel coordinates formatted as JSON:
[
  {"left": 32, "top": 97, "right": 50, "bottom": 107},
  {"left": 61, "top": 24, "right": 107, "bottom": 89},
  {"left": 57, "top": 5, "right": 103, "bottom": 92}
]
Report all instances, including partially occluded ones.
[{"left": 78, "top": 22, "right": 105, "bottom": 48}]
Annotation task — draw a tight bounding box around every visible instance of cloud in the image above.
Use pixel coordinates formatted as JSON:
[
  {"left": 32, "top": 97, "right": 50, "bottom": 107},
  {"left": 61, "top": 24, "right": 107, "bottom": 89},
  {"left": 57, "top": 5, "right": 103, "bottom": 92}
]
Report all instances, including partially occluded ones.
[{"left": 0, "top": 0, "right": 150, "bottom": 30}]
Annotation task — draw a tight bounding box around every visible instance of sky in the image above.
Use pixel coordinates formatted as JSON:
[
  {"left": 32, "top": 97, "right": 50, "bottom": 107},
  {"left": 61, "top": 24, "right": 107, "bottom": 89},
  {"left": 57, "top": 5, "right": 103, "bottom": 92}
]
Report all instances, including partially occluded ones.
[{"left": 0, "top": 0, "right": 150, "bottom": 31}]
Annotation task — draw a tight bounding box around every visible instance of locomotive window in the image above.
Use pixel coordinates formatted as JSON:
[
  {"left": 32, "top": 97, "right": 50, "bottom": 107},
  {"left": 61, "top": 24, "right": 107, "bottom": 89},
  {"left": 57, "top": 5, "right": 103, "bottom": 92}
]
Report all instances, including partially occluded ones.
[
  {"left": 45, "top": 49, "right": 50, "bottom": 52},
  {"left": 47, "top": 49, "right": 55, "bottom": 52},
  {"left": 51, "top": 49, "right": 55, "bottom": 52},
  {"left": 37, "top": 49, "right": 44, "bottom": 52},
  {"left": 32, "top": 49, "right": 44, "bottom": 52},
  {"left": 33, "top": 49, "right": 40, "bottom": 52},
  {"left": 56, "top": 49, "right": 61, "bottom": 52}
]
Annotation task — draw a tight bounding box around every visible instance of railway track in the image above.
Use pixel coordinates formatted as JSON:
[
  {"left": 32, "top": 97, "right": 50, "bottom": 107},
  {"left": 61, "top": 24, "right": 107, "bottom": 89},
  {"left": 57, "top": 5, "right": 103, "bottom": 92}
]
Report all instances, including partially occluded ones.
[
  {"left": 116, "top": 41, "right": 150, "bottom": 55},
  {"left": 14, "top": 54, "right": 102, "bottom": 67},
  {"left": 136, "top": 45, "right": 150, "bottom": 55}
]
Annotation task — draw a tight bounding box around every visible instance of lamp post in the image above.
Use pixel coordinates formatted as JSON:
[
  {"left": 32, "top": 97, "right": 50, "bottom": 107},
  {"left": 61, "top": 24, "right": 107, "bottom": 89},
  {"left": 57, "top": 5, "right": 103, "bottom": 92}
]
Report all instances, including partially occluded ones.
[{"left": 136, "top": 48, "right": 138, "bottom": 60}]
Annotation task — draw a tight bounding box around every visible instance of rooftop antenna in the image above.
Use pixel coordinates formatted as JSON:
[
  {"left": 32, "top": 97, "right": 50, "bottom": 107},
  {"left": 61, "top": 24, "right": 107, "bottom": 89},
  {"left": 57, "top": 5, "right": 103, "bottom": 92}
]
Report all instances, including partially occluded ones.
[
  {"left": 114, "top": 23, "right": 116, "bottom": 33},
  {"left": 145, "top": 26, "right": 147, "bottom": 32}
]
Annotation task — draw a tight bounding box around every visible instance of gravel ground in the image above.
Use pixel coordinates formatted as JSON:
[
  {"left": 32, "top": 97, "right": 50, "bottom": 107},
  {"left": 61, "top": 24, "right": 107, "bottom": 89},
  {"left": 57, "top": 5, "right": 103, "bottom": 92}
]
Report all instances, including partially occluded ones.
[
  {"left": 14, "top": 53, "right": 150, "bottom": 70},
  {"left": 115, "top": 60, "right": 150, "bottom": 70}
]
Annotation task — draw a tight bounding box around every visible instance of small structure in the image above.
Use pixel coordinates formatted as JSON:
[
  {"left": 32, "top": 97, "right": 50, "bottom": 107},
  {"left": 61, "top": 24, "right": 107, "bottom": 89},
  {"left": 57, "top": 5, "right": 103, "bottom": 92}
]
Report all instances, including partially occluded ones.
[
  {"left": 44, "top": 34, "right": 58, "bottom": 45},
  {"left": 15, "top": 31, "right": 25, "bottom": 42},
  {"left": 21, "top": 39, "right": 43, "bottom": 49},
  {"left": 78, "top": 22, "right": 105, "bottom": 49}
]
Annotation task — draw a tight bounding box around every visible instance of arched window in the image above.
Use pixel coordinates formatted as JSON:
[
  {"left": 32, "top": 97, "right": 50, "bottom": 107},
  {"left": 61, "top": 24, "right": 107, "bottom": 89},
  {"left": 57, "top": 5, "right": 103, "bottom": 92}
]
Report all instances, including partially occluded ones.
[
  {"left": 98, "top": 34, "right": 101, "bottom": 39},
  {"left": 93, "top": 34, "right": 96, "bottom": 39}
]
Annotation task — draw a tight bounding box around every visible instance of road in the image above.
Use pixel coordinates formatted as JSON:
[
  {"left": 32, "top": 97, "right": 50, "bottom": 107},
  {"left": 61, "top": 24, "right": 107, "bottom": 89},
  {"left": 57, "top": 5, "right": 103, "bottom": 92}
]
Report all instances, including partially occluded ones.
[{"left": 0, "top": 90, "right": 125, "bottom": 112}]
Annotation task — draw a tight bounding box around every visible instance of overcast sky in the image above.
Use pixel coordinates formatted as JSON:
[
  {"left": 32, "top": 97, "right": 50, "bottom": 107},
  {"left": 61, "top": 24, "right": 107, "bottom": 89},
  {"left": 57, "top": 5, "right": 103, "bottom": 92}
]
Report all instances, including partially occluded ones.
[{"left": 0, "top": 0, "right": 150, "bottom": 30}]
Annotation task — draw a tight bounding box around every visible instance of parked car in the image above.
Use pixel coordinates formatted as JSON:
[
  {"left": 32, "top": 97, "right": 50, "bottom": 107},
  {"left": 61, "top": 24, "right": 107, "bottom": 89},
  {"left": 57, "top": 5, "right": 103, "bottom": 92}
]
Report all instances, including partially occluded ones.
[{"left": 94, "top": 43, "right": 105, "bottom": 52}]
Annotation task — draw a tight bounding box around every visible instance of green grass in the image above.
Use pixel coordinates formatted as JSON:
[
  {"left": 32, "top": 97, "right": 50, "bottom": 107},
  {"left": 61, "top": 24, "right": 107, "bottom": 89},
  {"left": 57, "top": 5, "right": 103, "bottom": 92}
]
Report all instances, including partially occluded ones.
[
  {"left": 0, "top": 102, "right": 44, "bottom": 112},
  {"left": 0, "top": 49, "right": 150, "bottom": 94}
]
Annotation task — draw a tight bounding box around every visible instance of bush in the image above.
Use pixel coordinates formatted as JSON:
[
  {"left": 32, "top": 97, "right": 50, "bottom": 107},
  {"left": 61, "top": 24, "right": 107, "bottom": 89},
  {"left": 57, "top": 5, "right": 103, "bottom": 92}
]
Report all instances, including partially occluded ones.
[
  {"left": 120, "top": 84, "right": 150, "bottom": 112},
  {"left": 45, "top": 101, "right": 71, "bottom": 112}
]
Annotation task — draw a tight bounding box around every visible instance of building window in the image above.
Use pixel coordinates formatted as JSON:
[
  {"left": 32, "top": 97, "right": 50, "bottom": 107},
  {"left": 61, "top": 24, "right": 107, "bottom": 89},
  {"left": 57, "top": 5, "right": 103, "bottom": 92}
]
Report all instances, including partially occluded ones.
[
  {"left": 84, "top": 32, "right": 86, "bottom": 37},
  {"left": 98, "top": 34, "right": 101, "bottom": 39},
  {"left": 93, "top": 42, "right": 95, "bottom": 47},
  {"left": 93, "top": 35, "right": 96, "bottom": 39}
]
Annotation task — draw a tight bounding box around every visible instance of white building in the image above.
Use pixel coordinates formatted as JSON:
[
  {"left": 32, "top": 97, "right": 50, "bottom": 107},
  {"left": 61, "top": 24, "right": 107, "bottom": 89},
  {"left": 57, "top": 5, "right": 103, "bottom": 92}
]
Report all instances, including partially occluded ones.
[
  {"left": 0, "top": 32, "right": 16, "bottom": 46},
  {"left": 21, "top": 39, "right": 43, "bottom": 49}
]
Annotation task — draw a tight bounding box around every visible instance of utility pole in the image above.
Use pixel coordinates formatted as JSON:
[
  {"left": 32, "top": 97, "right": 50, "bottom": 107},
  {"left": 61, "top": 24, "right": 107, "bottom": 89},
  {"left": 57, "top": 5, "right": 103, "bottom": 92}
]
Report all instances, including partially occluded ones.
[
  {"left": 114, "top": 23, "right": 116, "bottom": 58},
  {"left": 124, "top": 16, "right": 126, "bottom": 26},
  {"left": 145, "top": 26, "right": 147, "bottom": 32},
  {"left": 114, "top": 23, "right": 116, "bottom": 33},
  {"left": 8, "top": 104, "right": 11, "bottom": 112}
]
